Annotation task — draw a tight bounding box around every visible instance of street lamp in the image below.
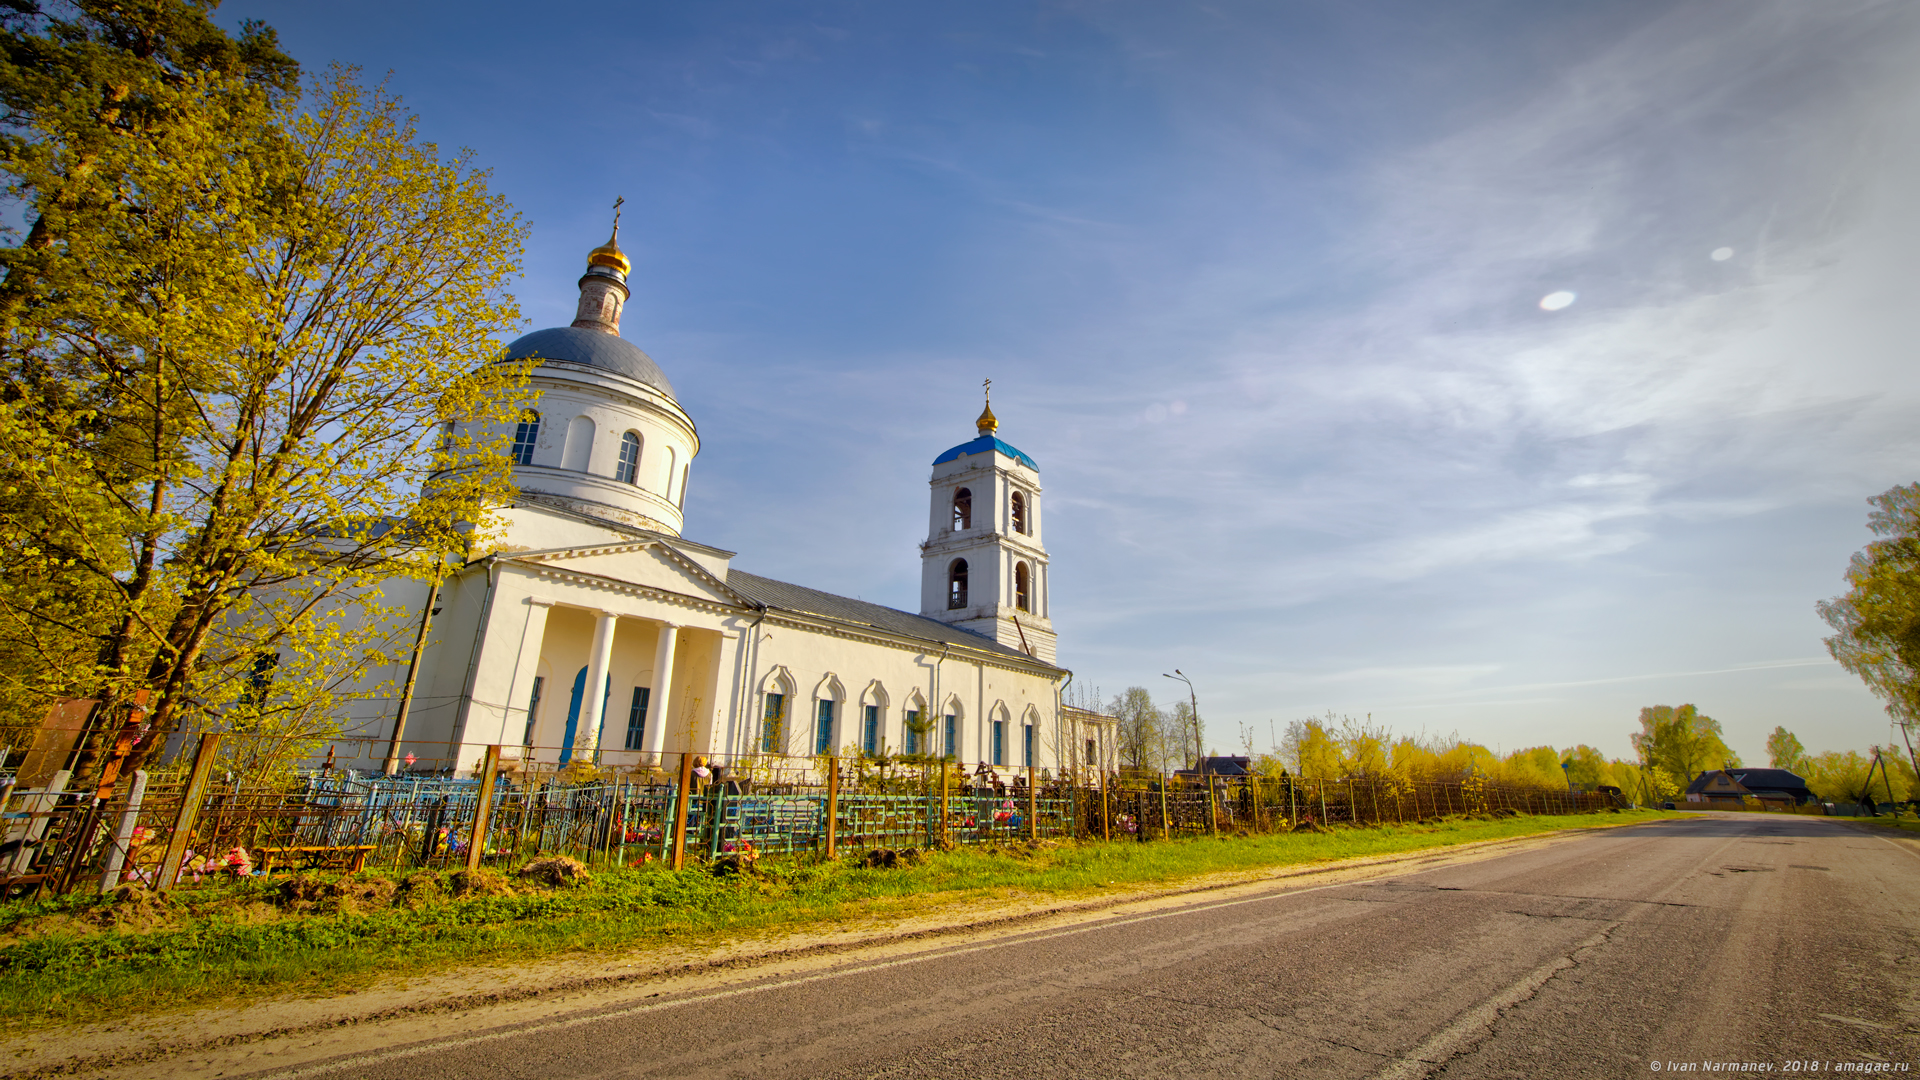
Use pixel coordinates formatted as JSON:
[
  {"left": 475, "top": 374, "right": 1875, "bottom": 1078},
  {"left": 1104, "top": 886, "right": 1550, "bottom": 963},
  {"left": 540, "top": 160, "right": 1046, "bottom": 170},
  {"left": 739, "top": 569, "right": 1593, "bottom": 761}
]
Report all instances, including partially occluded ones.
[{"left": 1162, "top": 670, "right": 1201, "bottom": 770}]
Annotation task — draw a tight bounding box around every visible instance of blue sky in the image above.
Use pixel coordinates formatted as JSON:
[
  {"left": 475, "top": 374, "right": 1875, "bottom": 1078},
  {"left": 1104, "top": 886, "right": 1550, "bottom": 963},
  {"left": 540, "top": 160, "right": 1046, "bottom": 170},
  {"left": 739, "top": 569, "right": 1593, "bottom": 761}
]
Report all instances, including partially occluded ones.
[{"left": 228, "top": 0, "right": 1920, "bottom": 765}]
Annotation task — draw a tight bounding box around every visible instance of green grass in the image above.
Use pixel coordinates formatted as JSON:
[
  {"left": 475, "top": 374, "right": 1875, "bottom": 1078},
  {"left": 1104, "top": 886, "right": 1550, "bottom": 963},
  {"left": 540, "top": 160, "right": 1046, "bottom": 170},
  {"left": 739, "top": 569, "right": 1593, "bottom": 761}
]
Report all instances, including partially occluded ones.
[
  {"left": 1852, "top": 815, "right": 1920, "bottom": 835},
  {"left": 0, "top": 809, "right": 1685, "bottom": 1031}
]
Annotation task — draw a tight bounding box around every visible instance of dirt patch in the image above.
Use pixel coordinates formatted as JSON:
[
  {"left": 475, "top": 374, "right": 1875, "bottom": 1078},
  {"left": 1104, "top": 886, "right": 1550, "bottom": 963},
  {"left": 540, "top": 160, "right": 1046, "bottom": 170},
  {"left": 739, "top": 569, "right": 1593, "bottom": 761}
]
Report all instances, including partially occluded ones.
[
  {"left": 448, "top": 868, "right": 515, "bottom": 898},
  {"left": 856, "top": 848, "right": 925, "bottom": 870},
  {"left": 517, "top": 856, "right": 590, "bottom": 888}
]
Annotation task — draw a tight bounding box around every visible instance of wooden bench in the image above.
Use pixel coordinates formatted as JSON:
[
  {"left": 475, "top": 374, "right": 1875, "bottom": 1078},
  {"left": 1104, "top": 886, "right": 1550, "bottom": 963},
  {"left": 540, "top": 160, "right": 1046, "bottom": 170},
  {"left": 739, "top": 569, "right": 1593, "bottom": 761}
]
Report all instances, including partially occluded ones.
[{"left": 256, "top": 844, "right": 377, "bottom": 874}]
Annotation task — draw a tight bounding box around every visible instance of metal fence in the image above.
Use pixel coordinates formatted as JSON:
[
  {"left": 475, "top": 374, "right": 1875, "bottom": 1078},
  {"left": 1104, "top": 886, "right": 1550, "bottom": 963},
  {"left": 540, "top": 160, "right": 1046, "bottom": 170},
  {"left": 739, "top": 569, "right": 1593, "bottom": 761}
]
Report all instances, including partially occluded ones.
[{"left": 0, "top": 732, "right": 1630, "bottom": 898}]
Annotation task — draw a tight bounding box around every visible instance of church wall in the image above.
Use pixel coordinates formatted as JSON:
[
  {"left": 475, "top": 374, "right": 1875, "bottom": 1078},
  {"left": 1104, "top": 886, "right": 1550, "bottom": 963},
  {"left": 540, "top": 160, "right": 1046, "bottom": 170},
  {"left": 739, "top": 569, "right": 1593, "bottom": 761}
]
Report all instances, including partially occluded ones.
[
  {"left": 486, "top": 505, "right": 639, "bottom": 554},
  {"left": 733, "top": 620, "right": 1064, "bottom": 773}
]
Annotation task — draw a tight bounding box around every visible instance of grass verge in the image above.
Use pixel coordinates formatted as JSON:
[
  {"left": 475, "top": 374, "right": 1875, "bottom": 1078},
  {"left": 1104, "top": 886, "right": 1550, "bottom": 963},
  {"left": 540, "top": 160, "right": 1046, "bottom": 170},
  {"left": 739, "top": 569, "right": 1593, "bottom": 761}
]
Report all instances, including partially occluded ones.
[{"left": 0, "top": 809, "right": 1686, "bottom": 1031}]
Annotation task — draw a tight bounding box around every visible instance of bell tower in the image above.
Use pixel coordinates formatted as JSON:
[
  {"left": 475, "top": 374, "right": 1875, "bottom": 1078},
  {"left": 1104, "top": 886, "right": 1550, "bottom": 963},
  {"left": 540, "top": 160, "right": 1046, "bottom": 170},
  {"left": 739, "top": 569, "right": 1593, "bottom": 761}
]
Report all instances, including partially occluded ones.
[{"left": 920, "top": 386, "right": 1055, "bottom": 663}]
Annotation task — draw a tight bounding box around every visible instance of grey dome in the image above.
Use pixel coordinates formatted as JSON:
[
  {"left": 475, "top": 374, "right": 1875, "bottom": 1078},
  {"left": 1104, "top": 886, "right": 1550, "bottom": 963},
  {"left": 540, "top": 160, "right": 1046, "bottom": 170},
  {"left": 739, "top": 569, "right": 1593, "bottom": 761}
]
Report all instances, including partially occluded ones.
[{"left": 503, "top": 326, "right": 676, "bottom": 399}]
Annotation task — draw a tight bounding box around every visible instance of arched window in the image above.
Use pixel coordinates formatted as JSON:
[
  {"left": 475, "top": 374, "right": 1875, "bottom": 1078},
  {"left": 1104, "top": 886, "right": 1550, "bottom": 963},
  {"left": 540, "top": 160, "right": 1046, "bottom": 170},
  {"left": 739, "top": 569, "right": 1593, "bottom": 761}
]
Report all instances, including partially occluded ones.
[
  {"left": 1015, "top": 562, "right": 1031, "bottom": 612},
  {"left": 1011, "top": 491, "right": 1027, "bottom": 534},
  {"left": 510, "top": 410, "right": 540, "bottom": 466},
  {"left": 952, "top": 487, "right": 972, "bottom": 530},
  {"left": 615, "top": 432, "right": 642, "bottom": 484},
  {"left": 948, "top": 558, "right": 968, "bottom": 609}
]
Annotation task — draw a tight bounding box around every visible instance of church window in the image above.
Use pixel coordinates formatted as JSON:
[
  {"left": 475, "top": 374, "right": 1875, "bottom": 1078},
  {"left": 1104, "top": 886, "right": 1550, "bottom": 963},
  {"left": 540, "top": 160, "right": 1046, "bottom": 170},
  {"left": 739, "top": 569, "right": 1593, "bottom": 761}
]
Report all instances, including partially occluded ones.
[
  {"left": 1011, "top": 491, "right": 1027, "bottom": 534},
  {"left": 1024, "top": 724, "right": 1034, "bottom": 766},
  {"left": 761, "top": 693, "right": 785, "bottom": 753},
  {"left": 862, "top": 705, "right": 879, "bottom": 755},
  {"left": 992, "top": 720, "right": 1006, "bottom": 766},
  {"left": 616, "top": 432, "right": 641, "bottom": 484},
  {"left": 947, "top": 559, "right": 968, "bottom": 609},
  {"left": 624, "top": 686, "right": 651, "bottom": 751},
  {"left": 952, "top": 488, "right": 972, "bottom": 530},
  {"left": 522, "top": 675, "right": 544, "bottom": 747},
  {"left": 510, "top": 410, "right": 540, "bottom": 466},
  {"left": 1015, "top": 562, "right": 1031, "bottom": 612},
  {"left": 242, "top": 651, "right": 278, "bottom": 705},
  {"left": 903, "top": 709, "right": 921, "bottom": 755},
  {"left": 815, "top": 699, "right": 835, "bottom": 755},
  {"left": 945, "top": 713, "right": 958, "bottom": 759}
]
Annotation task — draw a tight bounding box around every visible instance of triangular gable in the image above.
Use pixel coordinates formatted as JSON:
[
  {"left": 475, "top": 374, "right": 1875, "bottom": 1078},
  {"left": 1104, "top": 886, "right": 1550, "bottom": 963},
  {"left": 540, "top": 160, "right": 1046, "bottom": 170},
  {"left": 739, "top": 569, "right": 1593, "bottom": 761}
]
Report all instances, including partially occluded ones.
[{"left": 508, "top": 541, "right": 752, "bottom": 608}]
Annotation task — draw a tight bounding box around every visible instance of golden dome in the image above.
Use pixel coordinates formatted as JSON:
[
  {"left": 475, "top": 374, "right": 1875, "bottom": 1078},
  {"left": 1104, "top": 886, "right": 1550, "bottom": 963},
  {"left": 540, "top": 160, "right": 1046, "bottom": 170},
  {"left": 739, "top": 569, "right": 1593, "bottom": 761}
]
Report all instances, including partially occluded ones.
[
  {"left": 976, "top": 399, "right": 998, "bottom": 436},
  {"left": 587, "top": 229, "right": 630, "bottom": 276}
]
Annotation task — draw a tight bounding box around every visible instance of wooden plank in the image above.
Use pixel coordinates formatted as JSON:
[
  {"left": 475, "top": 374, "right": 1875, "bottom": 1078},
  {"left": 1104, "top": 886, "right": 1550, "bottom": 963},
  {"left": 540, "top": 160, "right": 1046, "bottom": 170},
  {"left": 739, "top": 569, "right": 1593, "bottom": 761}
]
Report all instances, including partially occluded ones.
[
  {"left": 466, "top": 745, "right": 502, "bottom": 872},
  {"left": 156, "top": 734, "right": 222, "bottom": 892}
]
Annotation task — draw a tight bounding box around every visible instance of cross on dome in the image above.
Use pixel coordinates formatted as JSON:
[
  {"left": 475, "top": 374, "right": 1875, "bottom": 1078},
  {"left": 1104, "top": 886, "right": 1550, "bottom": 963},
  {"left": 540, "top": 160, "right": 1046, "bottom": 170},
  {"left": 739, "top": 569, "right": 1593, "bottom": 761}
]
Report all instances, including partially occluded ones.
[{"left": 586, "top": 196, "right": 630, "bottom": 278}]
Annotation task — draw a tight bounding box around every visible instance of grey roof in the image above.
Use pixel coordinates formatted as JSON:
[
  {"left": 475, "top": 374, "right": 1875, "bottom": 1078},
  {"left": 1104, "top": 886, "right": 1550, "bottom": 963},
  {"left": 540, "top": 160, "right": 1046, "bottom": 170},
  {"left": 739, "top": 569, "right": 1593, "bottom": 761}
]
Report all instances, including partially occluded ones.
[
  {"left": 1685, "top": 768, "right": 1817, "bottom": 800},
  {"left": 726, "top": 570, "right": 1058, "bottom": 669},
  {"left": 504, "top": 326, "right": 676, "bottom": 399}
]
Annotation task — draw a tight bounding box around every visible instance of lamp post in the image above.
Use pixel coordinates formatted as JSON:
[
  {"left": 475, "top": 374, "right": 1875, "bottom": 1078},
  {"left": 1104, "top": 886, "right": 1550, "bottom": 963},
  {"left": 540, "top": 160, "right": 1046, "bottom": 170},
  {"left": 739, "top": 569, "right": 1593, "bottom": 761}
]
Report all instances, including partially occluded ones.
[{"left": 1162, "top": 670, "right": 1201, "bottom": 771}]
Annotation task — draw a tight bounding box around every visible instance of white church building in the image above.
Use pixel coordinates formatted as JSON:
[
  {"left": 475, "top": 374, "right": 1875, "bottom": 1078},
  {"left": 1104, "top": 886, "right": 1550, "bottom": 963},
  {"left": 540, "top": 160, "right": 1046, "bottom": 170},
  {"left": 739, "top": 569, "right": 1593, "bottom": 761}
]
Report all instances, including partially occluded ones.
[{"left": 361, "top": 225, "right": 1106, "bottom": 779}]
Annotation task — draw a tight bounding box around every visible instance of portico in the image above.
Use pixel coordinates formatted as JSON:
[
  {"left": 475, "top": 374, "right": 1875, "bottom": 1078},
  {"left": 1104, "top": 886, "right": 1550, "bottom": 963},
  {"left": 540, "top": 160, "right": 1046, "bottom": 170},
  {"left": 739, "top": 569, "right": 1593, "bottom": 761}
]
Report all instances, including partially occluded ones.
[{"left": 433, "top": 541, "right": 743, "bottom": 774}]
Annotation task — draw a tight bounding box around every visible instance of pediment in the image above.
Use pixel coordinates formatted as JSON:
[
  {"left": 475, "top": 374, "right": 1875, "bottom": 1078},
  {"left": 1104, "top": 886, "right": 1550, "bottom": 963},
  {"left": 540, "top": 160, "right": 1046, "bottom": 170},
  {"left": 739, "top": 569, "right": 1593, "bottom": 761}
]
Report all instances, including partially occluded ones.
[{"left": 509, "top": 541, "right": 745, "bottom": 607}]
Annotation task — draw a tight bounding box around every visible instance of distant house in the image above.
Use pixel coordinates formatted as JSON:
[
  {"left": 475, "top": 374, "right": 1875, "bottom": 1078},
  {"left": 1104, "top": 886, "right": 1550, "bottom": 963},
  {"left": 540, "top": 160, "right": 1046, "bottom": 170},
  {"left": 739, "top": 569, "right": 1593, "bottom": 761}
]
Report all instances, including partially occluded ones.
[
  {"left": 1684, "top": 768, "right": 1817, "bottom": 808},
  {"left": 1174, "top": 755, "right": 1256, "bottom": 781}
]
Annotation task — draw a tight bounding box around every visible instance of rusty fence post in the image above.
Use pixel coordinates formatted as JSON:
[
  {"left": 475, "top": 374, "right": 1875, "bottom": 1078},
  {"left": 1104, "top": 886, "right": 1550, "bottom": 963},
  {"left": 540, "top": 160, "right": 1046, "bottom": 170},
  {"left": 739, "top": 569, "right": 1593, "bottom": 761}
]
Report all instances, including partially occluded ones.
[
  {"left": 671, "top": 751, "right": 694, "bottom": 871},
  {"left": 825, "top": 756, "right": 839, "bottom": 860},
  {"left": 156, "top": 734, "right": 222, "bottom": 892},
  {"left": 1100, "top": 768, "right": 1111, "bottom": 842},
  {"left": 940, "top": 759, "right": 950, "bottom": 846},
  {"left": 1159, "top": 774, "right": 1170, "bottom": 840},
  {"left": 1026, "top": 763, "right": 1037, "bottom": 841},
  {"left": 1205, "top": 776, "right": 1218, "bottom": 836},
  {"left": 465, "top": 745, "right": 502, "bottom": 872}
]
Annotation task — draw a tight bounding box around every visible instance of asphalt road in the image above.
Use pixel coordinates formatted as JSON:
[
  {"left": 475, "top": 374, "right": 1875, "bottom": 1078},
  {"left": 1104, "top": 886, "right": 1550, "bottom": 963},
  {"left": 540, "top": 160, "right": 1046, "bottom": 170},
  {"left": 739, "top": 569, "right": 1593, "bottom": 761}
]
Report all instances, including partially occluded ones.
[{"left": 234, "top": 815, "right": 1919, "bottom": 1079}]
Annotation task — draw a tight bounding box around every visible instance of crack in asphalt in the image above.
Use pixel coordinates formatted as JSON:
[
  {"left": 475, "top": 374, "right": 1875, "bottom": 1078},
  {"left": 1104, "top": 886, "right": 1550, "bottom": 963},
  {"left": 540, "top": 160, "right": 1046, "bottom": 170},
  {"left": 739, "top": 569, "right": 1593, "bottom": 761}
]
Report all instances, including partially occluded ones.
[
  {"left": 1369, "top": 921, "right": 1622, "bottom": 1080},
  {"left": 1061, "top": 978, "right": 1401, "bottom": 1064},
  {"left": 1422, "top": 885, "right": 1697, "bottom": 908}
]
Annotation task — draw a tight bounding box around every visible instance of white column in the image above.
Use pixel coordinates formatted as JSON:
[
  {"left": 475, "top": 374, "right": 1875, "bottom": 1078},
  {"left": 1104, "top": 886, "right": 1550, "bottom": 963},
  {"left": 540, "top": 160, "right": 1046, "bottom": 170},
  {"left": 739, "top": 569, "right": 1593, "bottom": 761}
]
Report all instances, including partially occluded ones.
[
  {"left": 714, "top": 631, "right": 742, "bottom": 761},
  {"left": 644, "top": 624, "right": 679, "bottom": 759},
  {"left": 504, "top": 598, "right": 554, "bottom": 755},
  {"left": 572, "top": 611, "right": 618, "bottom": 761}
]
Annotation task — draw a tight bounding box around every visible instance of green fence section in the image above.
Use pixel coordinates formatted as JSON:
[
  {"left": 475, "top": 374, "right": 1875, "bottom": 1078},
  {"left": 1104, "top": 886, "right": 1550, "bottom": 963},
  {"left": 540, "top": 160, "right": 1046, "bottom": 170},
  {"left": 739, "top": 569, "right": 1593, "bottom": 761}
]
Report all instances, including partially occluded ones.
[{"left": 3, "top": 740, "right": 1629, "bottom": 897}]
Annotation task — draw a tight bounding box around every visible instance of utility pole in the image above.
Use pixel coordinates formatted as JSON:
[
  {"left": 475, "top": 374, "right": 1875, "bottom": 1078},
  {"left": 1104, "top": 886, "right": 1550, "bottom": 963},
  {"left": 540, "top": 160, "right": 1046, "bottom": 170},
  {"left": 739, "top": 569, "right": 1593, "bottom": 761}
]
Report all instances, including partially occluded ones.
[{"left": 1163, "top": 670, "right": 1200, "bottom": 770}]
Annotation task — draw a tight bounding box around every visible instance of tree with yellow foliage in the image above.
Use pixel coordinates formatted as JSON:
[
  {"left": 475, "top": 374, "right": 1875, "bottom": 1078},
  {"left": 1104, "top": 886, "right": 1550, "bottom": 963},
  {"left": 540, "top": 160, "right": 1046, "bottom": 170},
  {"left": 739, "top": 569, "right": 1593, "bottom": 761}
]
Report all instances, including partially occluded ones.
[
  {"left": 1630, "top": 704, "right": 1738, "bottom": 798},
  {"left": 0, "top": 57, "right": 532, "bottom": 780},
  {"left": 1818, "top": 483, "right": 1920, "bottom": 780}
]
